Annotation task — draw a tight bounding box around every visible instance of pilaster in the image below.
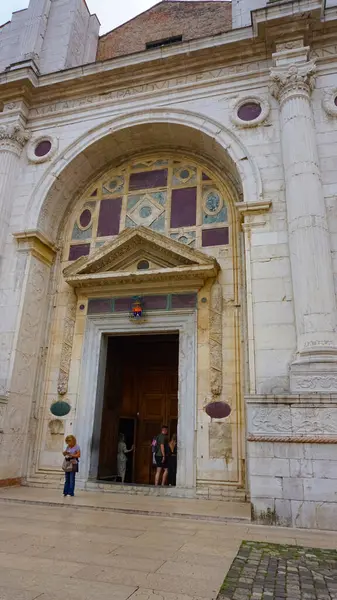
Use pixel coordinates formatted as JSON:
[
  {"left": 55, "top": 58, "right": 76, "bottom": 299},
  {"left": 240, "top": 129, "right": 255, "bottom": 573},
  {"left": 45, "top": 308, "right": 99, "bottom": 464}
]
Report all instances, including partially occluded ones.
[
  {"left": 0, "top": 123, "right": 30, "bottom": 258},
  {"left": 271, "top": 44, "right": 337, "bottom": 393}
]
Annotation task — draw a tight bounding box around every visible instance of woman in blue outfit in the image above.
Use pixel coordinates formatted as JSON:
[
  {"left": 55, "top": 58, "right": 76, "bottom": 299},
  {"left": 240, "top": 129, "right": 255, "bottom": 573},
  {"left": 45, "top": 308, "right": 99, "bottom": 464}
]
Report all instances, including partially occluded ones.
[{"left": 63, "top": 435, "right": 81, "bottom": 497}]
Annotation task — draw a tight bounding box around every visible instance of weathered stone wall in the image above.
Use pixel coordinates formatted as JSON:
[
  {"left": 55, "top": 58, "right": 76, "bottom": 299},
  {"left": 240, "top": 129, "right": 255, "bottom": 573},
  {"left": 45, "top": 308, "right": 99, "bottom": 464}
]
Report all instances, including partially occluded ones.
[{"left": 0, "top": 0, "right": 99, "bottom": 75}]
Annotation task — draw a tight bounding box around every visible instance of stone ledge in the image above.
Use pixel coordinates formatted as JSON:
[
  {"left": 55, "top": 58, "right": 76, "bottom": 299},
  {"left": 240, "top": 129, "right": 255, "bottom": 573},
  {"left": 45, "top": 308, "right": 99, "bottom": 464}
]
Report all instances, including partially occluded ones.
[{"left": 245, "top": 394, "right": 337, "bottom": 406}]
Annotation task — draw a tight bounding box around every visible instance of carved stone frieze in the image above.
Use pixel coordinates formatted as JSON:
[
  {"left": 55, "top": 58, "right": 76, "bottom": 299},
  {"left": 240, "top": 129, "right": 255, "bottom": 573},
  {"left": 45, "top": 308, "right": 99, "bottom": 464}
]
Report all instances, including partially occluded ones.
[
  {"left": 294, "top": 375, "right": 337, "bottom": 391},
  {"left": 209, "top": 282, "right": 223, "bottom": 397},
  {"left": 57, "top": 294, "right": 77, "bottom": 396},
  {"left": 270, "top": 60, "right": 316, "bottom": 102},
  {"left": 250, "top": 406, "right": 292, "bottom": 435},
  {"left": 0, "top": 123, "right": 30, "bottom": 155},
  {"left": 322, "top": 89, "right": 337, "bottom": 118}
]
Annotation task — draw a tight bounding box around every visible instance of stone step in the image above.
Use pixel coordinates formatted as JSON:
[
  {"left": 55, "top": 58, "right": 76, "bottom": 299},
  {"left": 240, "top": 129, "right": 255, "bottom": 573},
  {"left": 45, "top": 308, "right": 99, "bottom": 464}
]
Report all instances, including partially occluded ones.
[{"left": 0, "top": 486, "right": 251, "bottom": 523}]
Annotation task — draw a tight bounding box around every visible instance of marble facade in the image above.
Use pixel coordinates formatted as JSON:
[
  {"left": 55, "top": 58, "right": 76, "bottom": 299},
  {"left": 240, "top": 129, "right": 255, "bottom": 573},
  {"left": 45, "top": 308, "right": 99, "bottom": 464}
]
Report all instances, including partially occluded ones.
[{"left": 0, "top": 0, "right": 337, "bottom": 527}]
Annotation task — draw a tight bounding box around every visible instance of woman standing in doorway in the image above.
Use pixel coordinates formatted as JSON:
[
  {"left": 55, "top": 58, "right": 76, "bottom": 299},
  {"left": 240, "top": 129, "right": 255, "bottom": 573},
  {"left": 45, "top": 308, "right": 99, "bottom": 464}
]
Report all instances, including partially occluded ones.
[
  {"left": 168, "top": 433, "right": 177, "bottom": 486},
  {"left": 63, "top": 435, "right": 81, "bottom": 497},
  {"left": 117, "top": 433, "right": 134, "bottom": 483}
]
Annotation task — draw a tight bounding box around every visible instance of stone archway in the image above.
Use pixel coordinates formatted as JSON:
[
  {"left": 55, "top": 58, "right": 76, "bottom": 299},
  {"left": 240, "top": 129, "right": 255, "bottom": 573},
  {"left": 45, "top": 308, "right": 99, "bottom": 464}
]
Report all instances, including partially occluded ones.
[
  {"left": 24, "top": 108, "right": 263, "bottom": 242},
  {"left": 3, "top": 111, "right": 267, "bottom": 492}
]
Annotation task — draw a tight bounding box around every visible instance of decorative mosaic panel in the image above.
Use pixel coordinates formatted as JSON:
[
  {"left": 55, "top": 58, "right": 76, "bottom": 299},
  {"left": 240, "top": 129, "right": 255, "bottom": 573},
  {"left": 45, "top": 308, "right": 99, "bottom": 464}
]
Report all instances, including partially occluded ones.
[
  {"left": 170, "top": 231, "right": 196, "bottom": 247},
  {"left": 87, "top": 293, "right": 197, "bottom": 314},
  {"left": 97, "top": 197, "right": 122, "bottom": 237},
  {"left": 202, "top": 227, "right": 229, "bottom": 247},
  {"left": 129, "top": 169, "right": 168, "bottom": 191},
  {"left": 68, "top": 244, "right": 90, "bottom": 261},
  {"left": 67, "top": 156, "right": 230, "bottom": 258},
  {"left": 171, "top": 188, "right": 197, "bottom": 228}
]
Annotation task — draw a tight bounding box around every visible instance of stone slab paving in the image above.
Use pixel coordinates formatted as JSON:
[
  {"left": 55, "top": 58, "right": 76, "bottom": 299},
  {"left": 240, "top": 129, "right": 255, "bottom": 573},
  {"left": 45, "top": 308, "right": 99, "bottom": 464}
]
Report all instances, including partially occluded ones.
[
  {"left": 0, "top": 492, "right": 337, "bottom": 600},
  {"left": 218, "top": 541, "right": 337, "bottom": 600}
]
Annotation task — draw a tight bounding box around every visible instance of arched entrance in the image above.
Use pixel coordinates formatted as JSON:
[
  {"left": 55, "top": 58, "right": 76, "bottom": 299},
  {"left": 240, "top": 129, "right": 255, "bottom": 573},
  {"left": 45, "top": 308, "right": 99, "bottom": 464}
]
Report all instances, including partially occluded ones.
[{"left": 6, "top": 111, "right": 264, "bottom": 498}]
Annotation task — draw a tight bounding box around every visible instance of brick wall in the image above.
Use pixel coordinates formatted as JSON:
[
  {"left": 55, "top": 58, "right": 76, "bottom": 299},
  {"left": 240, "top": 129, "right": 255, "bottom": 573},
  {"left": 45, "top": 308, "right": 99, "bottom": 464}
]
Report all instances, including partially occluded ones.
[{"left": 97, "top": 1, "right": 232, "bottom": 61}]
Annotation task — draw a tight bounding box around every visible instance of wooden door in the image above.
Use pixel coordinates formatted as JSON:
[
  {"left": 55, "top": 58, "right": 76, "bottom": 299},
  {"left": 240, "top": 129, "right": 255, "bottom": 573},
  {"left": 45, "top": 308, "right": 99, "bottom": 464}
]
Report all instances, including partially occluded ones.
[{"left": 135, "top": 369, "right": 178, "bottom": 484}]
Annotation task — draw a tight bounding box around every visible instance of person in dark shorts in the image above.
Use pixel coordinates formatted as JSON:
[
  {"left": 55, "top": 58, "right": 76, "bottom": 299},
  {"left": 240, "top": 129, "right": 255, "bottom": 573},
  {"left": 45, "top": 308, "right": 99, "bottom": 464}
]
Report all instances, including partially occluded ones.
[
  {"left": 154, "top": 425, "right": 169, "bottom": 486},
  {"left": 168, "top": 433, "right": 177, "bottom": 486}
]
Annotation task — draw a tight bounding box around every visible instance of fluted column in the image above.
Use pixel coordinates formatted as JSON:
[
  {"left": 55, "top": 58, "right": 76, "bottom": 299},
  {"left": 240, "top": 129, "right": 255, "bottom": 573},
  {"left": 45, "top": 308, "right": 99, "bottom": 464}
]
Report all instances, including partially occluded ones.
[
  {"left": 271, "top": 46, "right": 337, "bottom": 392},
  {"left": 0, "top": 124, "right": 30, "bottom": 257}
]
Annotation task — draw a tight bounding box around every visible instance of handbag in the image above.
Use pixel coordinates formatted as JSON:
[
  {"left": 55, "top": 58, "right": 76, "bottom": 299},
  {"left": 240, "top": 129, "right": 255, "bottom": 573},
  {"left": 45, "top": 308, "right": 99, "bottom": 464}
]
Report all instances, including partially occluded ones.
[{"left": 62, "top": 458, "right": 73, "bottom": 472}]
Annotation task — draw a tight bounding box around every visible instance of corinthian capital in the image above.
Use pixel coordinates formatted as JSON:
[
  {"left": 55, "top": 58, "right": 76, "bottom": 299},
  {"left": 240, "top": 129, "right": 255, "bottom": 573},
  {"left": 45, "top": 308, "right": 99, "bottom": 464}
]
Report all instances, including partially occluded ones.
[
  {"left": 270, "top": 60, "right": 316, "bottom": 101},
  {"left": 0, "top": 123, "right": 30, "bottom": 153}
]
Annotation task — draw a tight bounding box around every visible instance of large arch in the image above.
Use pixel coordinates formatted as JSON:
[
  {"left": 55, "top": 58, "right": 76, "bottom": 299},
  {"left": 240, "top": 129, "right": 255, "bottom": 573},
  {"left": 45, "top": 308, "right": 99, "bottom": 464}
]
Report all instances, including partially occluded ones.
[{"left": 25, "top": 108, "right": 263, "bottom": 242}]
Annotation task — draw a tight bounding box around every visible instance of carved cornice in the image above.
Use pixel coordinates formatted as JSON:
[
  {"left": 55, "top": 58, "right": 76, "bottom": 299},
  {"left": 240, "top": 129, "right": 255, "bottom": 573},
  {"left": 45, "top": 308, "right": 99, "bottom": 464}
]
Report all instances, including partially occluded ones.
[
  {"left": 270, "top": 60, "right": 316, "bottom": 102},
  {"left": 0, "top": 123, "right": 30, "bottom": 154},
  {"left": 13, "top": 230, "right": 57, "bottom": 266}
]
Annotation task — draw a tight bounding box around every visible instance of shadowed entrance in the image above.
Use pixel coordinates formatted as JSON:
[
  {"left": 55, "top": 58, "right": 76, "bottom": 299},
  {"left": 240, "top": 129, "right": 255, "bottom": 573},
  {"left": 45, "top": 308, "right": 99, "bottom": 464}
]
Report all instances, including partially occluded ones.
[{"left": 98, "top": 333, "right": 179, "bottom": 485}]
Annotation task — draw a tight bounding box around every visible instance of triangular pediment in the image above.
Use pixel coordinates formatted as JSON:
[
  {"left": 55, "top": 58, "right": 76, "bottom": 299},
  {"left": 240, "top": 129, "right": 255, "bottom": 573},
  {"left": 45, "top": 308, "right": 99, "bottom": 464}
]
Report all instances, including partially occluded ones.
[{"left": 63, "top": 227, "right": 219, "bottom": 289}]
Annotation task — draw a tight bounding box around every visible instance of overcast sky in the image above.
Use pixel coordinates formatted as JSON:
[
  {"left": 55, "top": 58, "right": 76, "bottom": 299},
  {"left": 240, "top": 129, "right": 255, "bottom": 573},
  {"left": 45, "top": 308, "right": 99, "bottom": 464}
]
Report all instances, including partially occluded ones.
[{"left": 0, "top": 1, "right": 162, "bottom": 34}]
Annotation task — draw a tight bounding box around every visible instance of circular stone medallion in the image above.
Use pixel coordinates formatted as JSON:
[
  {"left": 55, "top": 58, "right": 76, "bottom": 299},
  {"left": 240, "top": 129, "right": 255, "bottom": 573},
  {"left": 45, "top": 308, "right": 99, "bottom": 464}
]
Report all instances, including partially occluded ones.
[
  {"left": 139, "top": 206, "right": 152, "bottom": 219},
  {"left": 50, "top": 400, "right": 71, "bottom": 417},
  {"left": 205, "top": 401, "right": 231, "bottom": 419}
]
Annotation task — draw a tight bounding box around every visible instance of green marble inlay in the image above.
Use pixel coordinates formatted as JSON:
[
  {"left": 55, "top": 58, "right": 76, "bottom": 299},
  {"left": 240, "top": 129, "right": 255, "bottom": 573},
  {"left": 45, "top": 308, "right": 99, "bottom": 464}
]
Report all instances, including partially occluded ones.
[
  {"left": 150, "top": 214, "right": 165, "bottom": 232},
  {"left": 203, "top": 206, "right": 227, "bottom": 225},
  {"left": 170, "top": 231, "right": 196, "bottom": 246},
  {"left": 72, "top": 223, "right": 92, "bottom": 240},
  {"left": 152, "top": 191, "right": 167, "bottom": 206},
  {"left": 127, "top": 195, "right": 142, "bottom": 210},
  {"left": 125, "top": 216, "right": 137, "bottom": 228}
]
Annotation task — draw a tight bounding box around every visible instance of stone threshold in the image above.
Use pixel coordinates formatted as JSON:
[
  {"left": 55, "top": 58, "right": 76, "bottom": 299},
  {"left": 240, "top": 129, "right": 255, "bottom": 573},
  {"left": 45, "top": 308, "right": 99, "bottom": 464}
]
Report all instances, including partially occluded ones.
[{"left": 0, "top": 487, "right": 251, "bottom": 523}]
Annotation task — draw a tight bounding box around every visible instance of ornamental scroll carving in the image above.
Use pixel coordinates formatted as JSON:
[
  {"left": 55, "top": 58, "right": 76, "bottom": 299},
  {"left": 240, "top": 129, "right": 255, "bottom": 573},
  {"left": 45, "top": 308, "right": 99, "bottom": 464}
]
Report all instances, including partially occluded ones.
[
  {"left": 57, "top": 294, "right": 77, "bottom": 395},
  {"left": 0, "top": 123, "right": 30, "bottom": 154},
  {"left": 270, "top": 60, "right": 316, "bottom": 101},
  {"left": 209, "top": 282, "right": 223, "bottom": 397}
]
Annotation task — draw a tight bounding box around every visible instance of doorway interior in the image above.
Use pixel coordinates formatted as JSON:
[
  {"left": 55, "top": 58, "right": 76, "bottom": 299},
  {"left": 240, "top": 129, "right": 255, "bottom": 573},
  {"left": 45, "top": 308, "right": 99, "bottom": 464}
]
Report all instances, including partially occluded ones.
[{"left": 97, "top": 333, "right": 179, "bottom": 485}]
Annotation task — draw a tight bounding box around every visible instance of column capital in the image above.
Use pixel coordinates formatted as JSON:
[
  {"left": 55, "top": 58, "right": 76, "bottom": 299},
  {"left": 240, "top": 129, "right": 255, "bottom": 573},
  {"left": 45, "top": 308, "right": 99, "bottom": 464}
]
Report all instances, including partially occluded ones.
[
  {"left": 0, "top": 123, "right": 30, "bottom": 155},
  {"left": 270, "top": 59, "right": 316, "bottom": 103}
]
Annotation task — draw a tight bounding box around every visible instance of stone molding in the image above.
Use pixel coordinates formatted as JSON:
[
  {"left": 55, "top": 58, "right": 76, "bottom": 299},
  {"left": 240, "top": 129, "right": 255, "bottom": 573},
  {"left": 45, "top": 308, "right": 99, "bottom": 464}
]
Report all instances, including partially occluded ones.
[
  {"left": 322, "top": 88, "right": 337, "bottom": 117},
  {"left": 0, "top": 123, "right": 30, "bottom": 155},
  {"left": 27, "top": 134, "right": 59, "bottom": 164},
  {"left": 63, "top": 226, "right": 219, "bottom": 289},
  {"left": 247, "top": 434, "right": 337, "bottom": 444},
  {"left": 209, "top": 282, "right": 223, "bottom": 397},
  {"left": 13, "top": 230, "right": 57, "bottom": 266},
  {"left": 76, "top": 312, "right": 197, "bottom": 488},
  {"left": 57, "top": 293, "right": 77, "bottom": 396},
  {"left": 230, "top": 95, "right": 270, "bottom": 129},
  {"left": 270, "top": 60, "right": 316, "bottom": 102}
]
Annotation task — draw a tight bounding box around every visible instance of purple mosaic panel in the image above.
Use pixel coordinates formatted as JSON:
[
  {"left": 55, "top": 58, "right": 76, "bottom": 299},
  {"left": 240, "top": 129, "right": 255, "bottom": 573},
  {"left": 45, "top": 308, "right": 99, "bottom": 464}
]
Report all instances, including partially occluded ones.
[
  {"left": 171, "top": 294, "right": 197, "bottom": 309},
  {"left": 144, "top": 295, "right": 168, "bottom": 310},
  {"left": 97, "top": 197, "right": 122, "bottom": 237},
  {"left": 170, "top": 187, "right": 197, "bottom": 228},
  {"left": 68, "top": 244, "right": 90, "bottom": 261},
  {"left": 79, "top": 209, "right": 92, "bottom": 228},
  {"left": 129, "top": 169, "right": 168, "bottom": 191},
  {"left": 202, "top": 227, "right": 229, "bottom": 247},
  {"left": 237, "top": 102, "right": 262, "bottom": 122},
  {"left": 202, "top": 172, "right": 211, "bottom": 181},
  {"left": 90, "top": 189, "right": 98, "bottom": 197},
  {"left": 34, "top": 140, "right": 51, "bottom": 157},
  {"left": 114, "top": 297, "right": 132, "bottom": 312},
  {"left": 88, "top": 299, "right": 113, "bottom": 314}
]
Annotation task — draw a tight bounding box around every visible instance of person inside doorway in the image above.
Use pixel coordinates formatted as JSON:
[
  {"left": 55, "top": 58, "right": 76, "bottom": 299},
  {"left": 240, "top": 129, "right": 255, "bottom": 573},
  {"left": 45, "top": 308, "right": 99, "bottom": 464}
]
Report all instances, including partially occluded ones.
[
  {"left": 168, "top": 433, "right": 177, "bottom": 487},
  {"left": 154, "top": 425, "right": 169, "bottom": 486},
  {"left": 117, "top": 433, "right": 134, "bottom": 483}
]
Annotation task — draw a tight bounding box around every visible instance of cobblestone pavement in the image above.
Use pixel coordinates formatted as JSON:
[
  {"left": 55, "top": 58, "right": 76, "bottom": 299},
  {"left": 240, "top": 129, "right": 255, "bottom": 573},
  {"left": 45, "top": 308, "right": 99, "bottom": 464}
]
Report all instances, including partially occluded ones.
[{"left": 218, "top": 541, "right": 337, "bottom": 600}]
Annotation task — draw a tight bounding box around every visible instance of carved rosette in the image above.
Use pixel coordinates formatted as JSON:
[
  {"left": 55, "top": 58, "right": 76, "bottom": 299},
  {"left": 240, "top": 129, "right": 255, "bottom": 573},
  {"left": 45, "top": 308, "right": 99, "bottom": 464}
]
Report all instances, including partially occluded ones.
[
  {"left": 0, "top": 123, "right": 30, "bottom": 156},
  {"left": 209, "top": 282, "right": 223, "bottom": 397},
  {"left": 270, "top": 60, "right": 316, "bottom": 103},
  {"left": 57, "top": 295, "right": 77, "bottom": 396}
]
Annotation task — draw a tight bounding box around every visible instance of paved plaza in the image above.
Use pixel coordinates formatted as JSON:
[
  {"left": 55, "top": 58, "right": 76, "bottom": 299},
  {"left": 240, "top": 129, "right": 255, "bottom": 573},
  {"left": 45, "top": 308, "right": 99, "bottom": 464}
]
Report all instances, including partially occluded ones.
[{"left": 0, "top": 489, "right": 336, "bottom": 600}]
